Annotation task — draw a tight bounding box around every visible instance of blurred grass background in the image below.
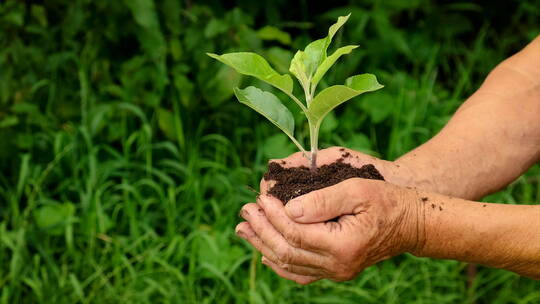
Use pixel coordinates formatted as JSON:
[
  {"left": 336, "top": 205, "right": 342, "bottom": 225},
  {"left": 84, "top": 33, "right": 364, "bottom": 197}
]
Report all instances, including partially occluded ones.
[{"left": 1, "top": 0, "right": 540, "bottom": 303}]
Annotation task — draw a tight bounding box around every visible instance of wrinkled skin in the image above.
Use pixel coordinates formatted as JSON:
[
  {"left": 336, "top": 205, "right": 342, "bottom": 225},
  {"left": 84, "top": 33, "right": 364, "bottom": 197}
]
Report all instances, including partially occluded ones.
[
  {"left": 236, "top": 36, "right": 540, "bottom": 283},
  {"left": 236, "top": 148, "right": 421, "bottom": 284}
]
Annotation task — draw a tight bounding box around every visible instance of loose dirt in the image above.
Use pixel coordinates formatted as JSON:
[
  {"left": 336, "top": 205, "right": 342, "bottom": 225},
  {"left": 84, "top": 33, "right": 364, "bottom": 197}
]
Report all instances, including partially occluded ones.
[{"left": 263, "top": 161, "right": 385, "bottom": 203}]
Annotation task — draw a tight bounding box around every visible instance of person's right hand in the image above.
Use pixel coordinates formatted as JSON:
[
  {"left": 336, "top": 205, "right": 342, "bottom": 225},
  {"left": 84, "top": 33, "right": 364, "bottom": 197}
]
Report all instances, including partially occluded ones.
[{"left": 260, "top": 146, "right": 415, "bottom": 195}]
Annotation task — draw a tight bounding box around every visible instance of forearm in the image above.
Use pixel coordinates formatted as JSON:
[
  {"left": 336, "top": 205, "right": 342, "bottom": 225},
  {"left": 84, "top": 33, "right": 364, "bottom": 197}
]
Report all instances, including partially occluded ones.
[
  {"left": 408, "top": 192, "right": 540, "bottom": 279},
  {"left": 394, "top": 36, "right": 540, "bottom": 200}
]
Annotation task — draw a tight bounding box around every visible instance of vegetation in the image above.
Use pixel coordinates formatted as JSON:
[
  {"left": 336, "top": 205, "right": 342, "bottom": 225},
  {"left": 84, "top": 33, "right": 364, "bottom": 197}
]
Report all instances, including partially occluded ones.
[
  {"left": 0, "top": 1, "right": 539, "bottom": 303},
  {"left": 209, "top": 14, "right": 383, "bottom": 170}
]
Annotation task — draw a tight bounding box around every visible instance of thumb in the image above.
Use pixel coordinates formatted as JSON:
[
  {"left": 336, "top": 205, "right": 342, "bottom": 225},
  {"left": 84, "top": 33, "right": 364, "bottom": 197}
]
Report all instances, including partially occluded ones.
[{"left": 284, "top": 179, "right": 362, "bottom": 223}]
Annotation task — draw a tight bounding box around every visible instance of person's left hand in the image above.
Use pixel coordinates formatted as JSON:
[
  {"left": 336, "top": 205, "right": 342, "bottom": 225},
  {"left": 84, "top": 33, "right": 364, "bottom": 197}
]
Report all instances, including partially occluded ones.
[{"left": 235, "top": 178, "right": 423, "bottom": 284}]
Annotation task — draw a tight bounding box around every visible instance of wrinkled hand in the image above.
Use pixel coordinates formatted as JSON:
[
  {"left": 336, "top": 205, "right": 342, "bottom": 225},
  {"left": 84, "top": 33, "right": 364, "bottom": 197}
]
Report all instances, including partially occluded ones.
[
  {"left": 236, "top": 178, "right": 422, "bottom": 284},
  {"left": 259, "top": 147, "right": 407, "bottom": 194}
]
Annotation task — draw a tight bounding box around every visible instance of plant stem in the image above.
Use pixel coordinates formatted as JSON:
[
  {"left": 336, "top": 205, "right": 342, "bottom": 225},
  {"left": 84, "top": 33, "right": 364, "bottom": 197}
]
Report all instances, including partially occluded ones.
[
  {"left": 305, "top": 81, "right": 318, "bottom": 171},
  {"left": 304, "top": 79, "right": 312, "bottom": 107},
  {"left": 309, "top": 122, "right": 318, "bottom": 171}
]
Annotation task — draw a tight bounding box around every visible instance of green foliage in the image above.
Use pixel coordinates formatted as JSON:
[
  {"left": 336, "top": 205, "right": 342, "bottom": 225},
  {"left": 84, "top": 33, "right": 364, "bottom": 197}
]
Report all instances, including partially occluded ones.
[
  {"left": 207, "top": 52, "right": 294, "bottom": 94},
  {"left": 209, "top": 14, "right": 383, "bottom": 167},
  {"left": 308, "top": 74, "right": 384, "bottom": 122},
  {"left": 233, "top": 86, "right": 297, "bottom": 146},
  {"left": 0, "top": 0, "right": 539, "bottom": 303}
]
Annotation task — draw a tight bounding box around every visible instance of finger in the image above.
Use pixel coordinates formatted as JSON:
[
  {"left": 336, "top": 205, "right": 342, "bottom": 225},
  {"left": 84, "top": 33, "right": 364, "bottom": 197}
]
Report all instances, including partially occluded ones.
[
  {"left": 270, "top": 147, "right": 344, "bottom": 168},
  {"left": 262, "top": 256, "right": 320, "bottom": 285},
  {"left": 283, "top": 178, "right": 380, "bottom": 223},
  {"left": 268, "top": 147, "right": 375, "bottom": 172},
  {"left": 257, "top": 195, "right": 332, "bottom": 251},
  {"left": 316, "top": 146, "right": 349, "bottom": 165},
  {"left": 259, "top": 178, "right": 275, "bottom": 196},
  {"left": 239, "top": 203, "right": 327, "bottom": 267},
  {"left": 262, "top": 256, "right": 327, "bottom": 277},
  {"left": 238, "top": 223, "right": 329, "bottom": 274},
  {"left": 235, "top": 221, "right": 280, "bottom": 262}
]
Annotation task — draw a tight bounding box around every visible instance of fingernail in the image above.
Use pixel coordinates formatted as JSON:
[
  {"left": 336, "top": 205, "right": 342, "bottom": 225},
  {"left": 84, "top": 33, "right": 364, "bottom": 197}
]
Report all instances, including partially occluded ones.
[
  {"left": 239, "top": 208, "right": 249, "bottom": 218},
  {"left": 286, "top": 199, "right": 303, "bottom": 218},
  {"left": 236, "top": 229, "right": 246, "bottom": 238},
  {"left": 261, "top": 256, "right": 269, "bottom": 265}
]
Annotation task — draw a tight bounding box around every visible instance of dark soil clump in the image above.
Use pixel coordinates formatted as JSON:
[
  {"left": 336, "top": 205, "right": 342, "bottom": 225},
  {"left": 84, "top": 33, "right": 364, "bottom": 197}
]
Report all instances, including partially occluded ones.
[{"left": 263, "top": 161, "right": 385, "bottom": 203}]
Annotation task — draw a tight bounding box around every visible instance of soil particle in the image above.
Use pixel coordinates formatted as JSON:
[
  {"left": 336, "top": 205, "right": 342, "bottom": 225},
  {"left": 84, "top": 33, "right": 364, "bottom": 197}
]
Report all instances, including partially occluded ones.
[
  {"left": 431, "top": 204, "right": 436, "bottom": 209},
  {"left": 439, "top": 206, "right": 443, "bottom": 211},
  {"left": 341, "top": 152, "right": 351, "bottom": 158},
  {"left": 483, "top": 204, "right": 487, "bottom": 207},
  {"left": 264, "top": 161, "right": 385, "bottom": 203},
  {"left": 421, "top": 197, "right": 428, "bottom": 202}
]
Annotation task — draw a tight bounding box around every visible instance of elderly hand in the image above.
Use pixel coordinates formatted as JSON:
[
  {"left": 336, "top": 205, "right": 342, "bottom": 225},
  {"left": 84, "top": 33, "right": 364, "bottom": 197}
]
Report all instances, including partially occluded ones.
[
  {"left": 259, "top": 147, "right": 411, "bottom": 195},
  {"left": 235, "top": 178, "right": 423, "bottom": 284}
]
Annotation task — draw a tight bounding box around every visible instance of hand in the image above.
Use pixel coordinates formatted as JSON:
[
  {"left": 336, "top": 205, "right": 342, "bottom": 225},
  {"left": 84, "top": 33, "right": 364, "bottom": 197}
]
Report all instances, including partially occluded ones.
[
  {"left": 259, "top": 146, "right": 416, "bottom": 195},
  {"left": 236, "top": 178, "right": 422, "bottom": 284}
]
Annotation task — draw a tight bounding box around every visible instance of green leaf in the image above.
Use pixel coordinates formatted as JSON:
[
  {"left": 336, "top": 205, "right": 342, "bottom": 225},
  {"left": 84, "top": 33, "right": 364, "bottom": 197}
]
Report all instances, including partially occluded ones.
[
  {"left": 307, "top": 74, "right": 383, "bottom": 123},
  {"left": 289, "top": 14, "right": 351, "bottom": 87},
  {"left": 207, "top": 52, "right": 293, "bottom": 94},
  {"left": 311, "top": 45, "right": 358, "bottom": 89},
  {"left": 257, "top": 26, "right": 291, "bottom": 45},
  {"left": 289, "top": 50, "right": 310, "bottom": 92},
  {"left": 34, "top": 203, "right": 75, "bottom": 235},
  {"left": 326, "top": 14, "right": 351, "bottom": 46},
  {"left": 301, "top": 39, "right": 327, "bottom": 77},
  {"left": 319, "top": 112, "right": 338, "bottom": 133},
  {"left": 346, "top": 73, "right": 384, "bottom": 91},
  {"left": 203, "top": 65, "right": 242, "bottom": 107},
  {"left": 233, "top": 86, "right": 295, "bottom": 137}
]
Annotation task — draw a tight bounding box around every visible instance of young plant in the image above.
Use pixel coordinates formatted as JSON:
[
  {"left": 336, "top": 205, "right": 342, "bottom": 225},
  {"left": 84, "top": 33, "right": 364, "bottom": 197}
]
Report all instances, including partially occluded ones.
[{"left": 207, "top": 14, "right": 383, "bottom": 170}]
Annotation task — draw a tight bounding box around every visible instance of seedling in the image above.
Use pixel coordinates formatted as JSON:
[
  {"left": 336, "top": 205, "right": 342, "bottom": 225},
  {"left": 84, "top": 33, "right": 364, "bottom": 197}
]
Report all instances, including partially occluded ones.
[{"left": 207, "top": 14, "right": 383, "bottom": 170}]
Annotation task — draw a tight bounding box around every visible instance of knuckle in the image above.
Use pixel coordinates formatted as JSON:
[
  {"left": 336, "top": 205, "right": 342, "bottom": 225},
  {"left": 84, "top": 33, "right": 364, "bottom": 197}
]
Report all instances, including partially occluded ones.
[
  {"left": 284, "top": 225, "right": 303, "bottom": 248},
  {"left": 310, "top": 191, "right": 328, "bottom": 214},
  {"left": 281, "top": 263, "right": 293, "bottom": 272},
  {"left": 276, "top": 245, "right": 294, "bottom": 264}
]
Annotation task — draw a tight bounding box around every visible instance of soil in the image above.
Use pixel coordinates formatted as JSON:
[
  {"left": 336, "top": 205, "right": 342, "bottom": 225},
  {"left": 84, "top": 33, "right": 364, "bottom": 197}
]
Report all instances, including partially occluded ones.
[{"left": 263, "top": 159, "right": 385, "bottom": 203}]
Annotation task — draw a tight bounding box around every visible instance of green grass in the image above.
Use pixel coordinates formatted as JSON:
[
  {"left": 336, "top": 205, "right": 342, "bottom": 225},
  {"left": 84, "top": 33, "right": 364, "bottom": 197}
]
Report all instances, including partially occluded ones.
[{"left": 1, "top": 0, "right": 540, "bottom": 303}]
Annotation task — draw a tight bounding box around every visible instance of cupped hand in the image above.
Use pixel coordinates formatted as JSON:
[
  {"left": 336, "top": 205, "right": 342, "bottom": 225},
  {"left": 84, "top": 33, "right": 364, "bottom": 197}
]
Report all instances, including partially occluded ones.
[
  {"left": 259, "top": 146, "right": 413, "bottom": 196},
  {"left": 236, "top": 178, "right": 423, "bottom": 284}
]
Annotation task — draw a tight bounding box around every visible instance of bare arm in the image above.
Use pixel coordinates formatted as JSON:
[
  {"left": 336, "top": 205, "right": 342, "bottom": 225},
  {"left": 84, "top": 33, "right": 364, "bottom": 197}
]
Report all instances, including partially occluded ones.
[
  {"left": 412, "top": 191, "right": 540, "bottom": 279},
  {"left": 237, "top": 179, "right": 540, "bottom": 283},
  {"left": 270, "top": 36, "right": 540, "bottom": 200},
  {"left": 395, "top": 35, "right": 540, "bottom": 200},
  {"left": 235, "top": 36, "right": 540, "bottom": 285}
]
